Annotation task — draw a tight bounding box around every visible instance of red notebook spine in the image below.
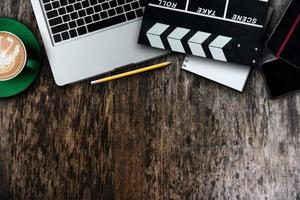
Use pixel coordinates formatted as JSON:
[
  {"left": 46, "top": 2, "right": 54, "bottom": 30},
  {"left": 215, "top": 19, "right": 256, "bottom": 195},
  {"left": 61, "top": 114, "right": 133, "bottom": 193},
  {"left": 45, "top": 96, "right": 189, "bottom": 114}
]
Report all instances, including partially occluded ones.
[{"left": 276, "top": 13, "right": 300, "bottom": 58}]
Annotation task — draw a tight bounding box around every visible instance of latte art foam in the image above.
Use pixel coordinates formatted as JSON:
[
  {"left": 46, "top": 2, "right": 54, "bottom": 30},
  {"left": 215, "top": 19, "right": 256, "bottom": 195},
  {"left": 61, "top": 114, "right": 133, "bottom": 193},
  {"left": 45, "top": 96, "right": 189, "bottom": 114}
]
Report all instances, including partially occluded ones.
[{"left": 0, "top": 32, "right": 26, "bottom": 81}]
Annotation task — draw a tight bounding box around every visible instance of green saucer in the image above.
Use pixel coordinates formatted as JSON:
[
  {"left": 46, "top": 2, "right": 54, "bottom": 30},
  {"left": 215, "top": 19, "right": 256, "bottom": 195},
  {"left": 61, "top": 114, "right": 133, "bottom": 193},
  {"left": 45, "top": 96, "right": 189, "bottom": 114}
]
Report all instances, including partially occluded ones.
[{"left": 0, "top": 18, "right": 42, "bottom": 98}]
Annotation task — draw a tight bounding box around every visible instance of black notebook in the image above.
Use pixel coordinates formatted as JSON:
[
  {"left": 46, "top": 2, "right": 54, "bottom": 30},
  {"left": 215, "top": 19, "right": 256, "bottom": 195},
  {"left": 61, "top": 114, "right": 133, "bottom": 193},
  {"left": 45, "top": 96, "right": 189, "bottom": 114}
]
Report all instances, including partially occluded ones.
[
  {"left": 138, "top": 0, "right": 271, "bottom": 67},
  {"left": 267, "top": 0, "right": 300, "bottom": 69},
  {"left": 262, "top": 0, "right": 300, "bottom": 98}
]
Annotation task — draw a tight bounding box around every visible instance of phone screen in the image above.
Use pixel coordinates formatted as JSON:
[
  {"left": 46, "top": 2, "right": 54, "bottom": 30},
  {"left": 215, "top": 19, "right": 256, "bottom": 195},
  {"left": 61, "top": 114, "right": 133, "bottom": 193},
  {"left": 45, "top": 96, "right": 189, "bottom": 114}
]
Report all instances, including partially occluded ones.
[{"left": 261, "top": 58, "right": 300, "bottom": 98}]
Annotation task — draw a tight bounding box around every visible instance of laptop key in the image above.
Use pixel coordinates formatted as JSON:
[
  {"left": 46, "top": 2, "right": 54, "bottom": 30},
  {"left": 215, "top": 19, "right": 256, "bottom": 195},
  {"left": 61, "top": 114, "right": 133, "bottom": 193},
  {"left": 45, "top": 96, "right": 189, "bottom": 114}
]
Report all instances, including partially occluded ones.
[
  {"left": 126, "top": 11, "right": 135, "bottom": 20},
  {"left": 92, "top": 14, "right": 100, "bottom": 21},
  {"left": 78, "top": 9, "right": 87, "bottom": 17},
  {"left": 87, "top": 14, "right": 126, "bottom": 32},
  {"left": 69, "top": 21, "right": 77, "bottom": 28},
  {"left": 53, "top": 34, "right": 62, "bottom": 42},
  {"left": 49, "top": 16, "right": 63, "bottom": 26},
  {"left": 115, "top": 6, "right": 123, "bottom": 14},
  {"left": 89, "top": 0, "right": 98, "bottom": 5},
  {"left": 131, "top": 1, "right": 139, "bottom": 9},
  {"left": 47, "top": 10, "right": 59, "bottom": 19},
  {"left": 70, "top": 12, "right": 79, "bottom": 20},
  {"left": 77, "top": 26, "right": 88, "bottom": 35},
  {"left": 60, "top": 0, "right": 68, "bottom": 6},
  {"left": 118, "top": 0, "right": 125, "bottom": 5},
  {"left": 82, "top": 1, "right": 90, "bottom": 8},
  {"left": 61, "top": 31, "right": 70, "bottom": 40},
  {"left": 99, "top": 11, "right": 108, "bottom": 19},
  {"left": 76, "top": 18, "right": 85, "bottom": 26},
  {"left": 102, "top": 2, "right": 109, "bottom": 10},
  {"left": 69, "top": 29, "right": 78, "bottom": 38},
  {"left": 123, "top": 4, "right": 131, "bottom": 12},
  {"left": 86, "top": 7, "right": 94, "bottom": 15},
  {"left": 94, "top": 5, "right": 101, "bottom": 12},
  {"left": 51, "top": 23, "right": 68, "bottom": 34},
  {"left": 62, "top": 14, "right": 71, "bottom": 22},
  {"left": 52, "top": 1, "right": 60, "bottom": 9},
  {"left": 74, "top": 2, "right": 82, "bottom": 10},
  {"left": 58, "top": 7, "right": 67, "bottom": 15},
  {"left": 84, "top": 16, "right": 93, "bottom": 23},
  {"left": 108, "top": 9, "right": 116, "bottom": 17},
  {"left": 109, "top": 0, "right": 117, "bottom": 8},
  {"left": 44, "top": 3, "right": 52, "bottom": 11},
  {"left": 135, "top": 8, "right": 143, "bottom": 17},
  {"left": 66, "top": 5, "right": 74, "bottom": 12}
]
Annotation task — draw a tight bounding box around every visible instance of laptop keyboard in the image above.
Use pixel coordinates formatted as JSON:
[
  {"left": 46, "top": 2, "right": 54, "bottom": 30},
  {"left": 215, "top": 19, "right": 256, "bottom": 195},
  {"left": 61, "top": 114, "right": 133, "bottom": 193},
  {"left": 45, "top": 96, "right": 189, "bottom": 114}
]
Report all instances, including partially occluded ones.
[{"left": 41, "top": 0, "right": 145, "bottom": 44}]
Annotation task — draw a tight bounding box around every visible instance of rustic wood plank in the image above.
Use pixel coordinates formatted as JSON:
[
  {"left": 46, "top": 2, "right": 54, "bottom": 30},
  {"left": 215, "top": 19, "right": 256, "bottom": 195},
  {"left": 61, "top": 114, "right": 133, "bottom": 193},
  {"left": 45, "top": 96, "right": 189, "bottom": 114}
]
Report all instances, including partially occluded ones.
[{"left": 0, "top": 0, "right": 299, "bottom": 199}]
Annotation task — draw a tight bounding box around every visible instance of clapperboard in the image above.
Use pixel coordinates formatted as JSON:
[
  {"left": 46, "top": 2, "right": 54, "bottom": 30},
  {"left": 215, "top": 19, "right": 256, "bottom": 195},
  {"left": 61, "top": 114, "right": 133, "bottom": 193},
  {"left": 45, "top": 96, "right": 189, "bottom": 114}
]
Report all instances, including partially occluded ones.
[{"left": 138, "top": 0, "right": 271, "bottom": 67}]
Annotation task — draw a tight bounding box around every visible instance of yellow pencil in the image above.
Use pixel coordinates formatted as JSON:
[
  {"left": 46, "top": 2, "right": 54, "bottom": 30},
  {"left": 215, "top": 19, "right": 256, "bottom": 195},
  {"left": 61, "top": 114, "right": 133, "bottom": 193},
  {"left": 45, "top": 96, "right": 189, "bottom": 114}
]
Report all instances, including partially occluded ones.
[{"left": 91, "top": 62, "right": 171, "bottom": 85}]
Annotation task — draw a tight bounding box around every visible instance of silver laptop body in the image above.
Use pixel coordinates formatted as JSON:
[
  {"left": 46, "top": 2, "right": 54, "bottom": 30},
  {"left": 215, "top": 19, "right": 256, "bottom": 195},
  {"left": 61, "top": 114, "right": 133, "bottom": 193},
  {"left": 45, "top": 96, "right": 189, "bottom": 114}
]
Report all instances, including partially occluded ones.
[{"left": 31, "top": 0, "right": 164, "bottom": 85}]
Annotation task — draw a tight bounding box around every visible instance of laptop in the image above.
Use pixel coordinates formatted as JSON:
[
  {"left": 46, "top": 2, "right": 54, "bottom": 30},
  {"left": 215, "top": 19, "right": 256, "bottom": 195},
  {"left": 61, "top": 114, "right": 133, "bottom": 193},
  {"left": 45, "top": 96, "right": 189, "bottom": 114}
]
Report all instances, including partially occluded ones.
[{"left": 31, "top": 0, "right": 164, "bottom": 86}]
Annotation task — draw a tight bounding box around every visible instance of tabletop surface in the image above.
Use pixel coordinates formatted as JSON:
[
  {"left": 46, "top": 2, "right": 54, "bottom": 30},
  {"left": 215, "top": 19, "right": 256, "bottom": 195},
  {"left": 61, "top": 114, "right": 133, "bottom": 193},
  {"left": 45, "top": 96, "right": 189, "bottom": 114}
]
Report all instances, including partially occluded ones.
[{"left": 0, "top": 0, "right": 300, "bottom": 199}]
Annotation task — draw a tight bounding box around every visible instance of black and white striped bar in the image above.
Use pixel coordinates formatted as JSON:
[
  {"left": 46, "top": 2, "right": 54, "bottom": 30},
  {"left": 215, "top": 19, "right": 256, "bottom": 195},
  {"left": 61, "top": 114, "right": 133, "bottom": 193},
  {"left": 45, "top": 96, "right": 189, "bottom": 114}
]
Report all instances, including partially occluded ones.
[{"left": 146, "top": 22, "right": 260, "bottom": 66}]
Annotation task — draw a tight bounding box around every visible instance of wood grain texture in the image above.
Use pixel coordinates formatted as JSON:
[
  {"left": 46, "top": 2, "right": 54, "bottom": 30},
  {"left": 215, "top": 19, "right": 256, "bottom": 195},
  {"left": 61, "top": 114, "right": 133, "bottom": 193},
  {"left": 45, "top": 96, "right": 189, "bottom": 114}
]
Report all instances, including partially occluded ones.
[{"left": 0, "top": 0, "right": 299, "bottom": 199}]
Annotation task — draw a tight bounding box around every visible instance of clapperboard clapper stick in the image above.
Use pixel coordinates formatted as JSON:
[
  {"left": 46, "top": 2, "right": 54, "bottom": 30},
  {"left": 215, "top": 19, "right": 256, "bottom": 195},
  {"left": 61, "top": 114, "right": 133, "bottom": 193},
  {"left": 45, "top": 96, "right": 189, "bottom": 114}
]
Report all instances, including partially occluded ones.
[
  {"left": 91, "top": 62, "right": 171, "bottom": 84},
  {"left": 138, "top": 0, "right": 271, "bottom": 67}
]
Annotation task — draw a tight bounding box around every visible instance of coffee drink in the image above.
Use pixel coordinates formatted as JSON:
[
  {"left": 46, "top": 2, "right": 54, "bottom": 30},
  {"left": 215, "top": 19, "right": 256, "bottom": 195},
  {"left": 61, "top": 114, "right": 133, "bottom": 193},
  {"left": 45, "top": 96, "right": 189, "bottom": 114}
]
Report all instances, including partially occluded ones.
[{"left": 0, "top": 32, "right": 27, "bottom": 81}]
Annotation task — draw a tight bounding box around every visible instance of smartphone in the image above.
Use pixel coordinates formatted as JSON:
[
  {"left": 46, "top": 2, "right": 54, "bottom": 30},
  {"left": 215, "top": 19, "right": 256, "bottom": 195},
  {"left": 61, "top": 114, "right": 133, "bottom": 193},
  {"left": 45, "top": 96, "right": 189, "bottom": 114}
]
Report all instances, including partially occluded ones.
[{"left": 261, "top": 58, "right": 300, "bottom": 98}]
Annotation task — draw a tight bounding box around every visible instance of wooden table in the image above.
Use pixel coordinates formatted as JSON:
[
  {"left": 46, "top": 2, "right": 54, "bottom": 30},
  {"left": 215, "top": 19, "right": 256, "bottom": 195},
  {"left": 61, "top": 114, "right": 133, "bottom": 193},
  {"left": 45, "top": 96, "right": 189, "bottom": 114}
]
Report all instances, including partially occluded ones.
[{"left": 0, "top": 0, "right": 299, "bottom": 199}]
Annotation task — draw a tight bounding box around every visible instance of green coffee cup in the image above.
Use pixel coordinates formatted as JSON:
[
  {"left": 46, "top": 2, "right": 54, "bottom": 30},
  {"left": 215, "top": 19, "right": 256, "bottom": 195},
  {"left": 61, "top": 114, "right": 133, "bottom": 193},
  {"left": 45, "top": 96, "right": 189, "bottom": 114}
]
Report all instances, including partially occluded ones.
[{"left": 0, "top": 18, "right": 42, "bottom": 98}]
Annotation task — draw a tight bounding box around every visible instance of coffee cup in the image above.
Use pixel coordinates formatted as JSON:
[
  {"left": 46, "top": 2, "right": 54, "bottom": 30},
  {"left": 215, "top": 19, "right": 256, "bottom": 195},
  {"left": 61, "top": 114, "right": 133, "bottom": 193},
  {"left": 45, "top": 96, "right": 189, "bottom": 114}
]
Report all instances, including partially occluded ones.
[{"left": 0, "top": 31, "right": 39, "bottom": 81}]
